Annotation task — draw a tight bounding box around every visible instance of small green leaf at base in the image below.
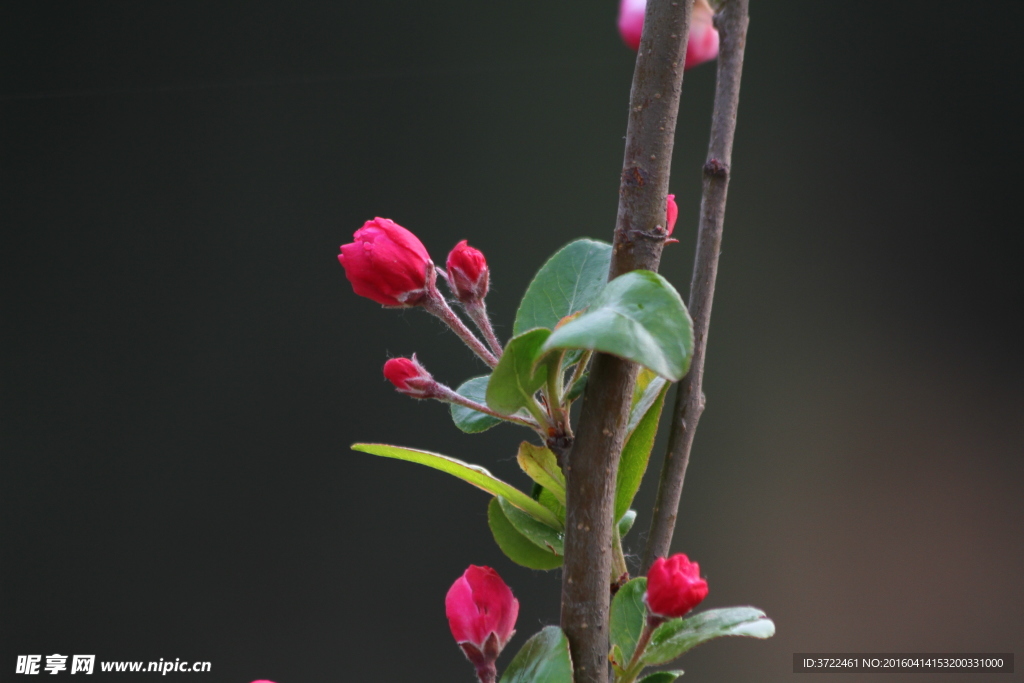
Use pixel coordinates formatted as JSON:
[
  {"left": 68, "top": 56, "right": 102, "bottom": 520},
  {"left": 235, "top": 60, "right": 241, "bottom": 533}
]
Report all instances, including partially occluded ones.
[
  {"left": 641, "top": 607, "right": 775, "bottom": 666},
  {"left": 610, "top": 578, "right": 647, "bottom": 664},
  {"left": 450, "top": 376, "right": 502, "bottom": 433},
  {"left": 517, "top": 442, "right": 566, "bottom": 505},
  {"left": 639, "top": 670, "right": 684, "bottom": 683},
  {"left": 488, "top": 498, "right": 562, "bottom": 570},
  {"left": 497, "top": 496, "right": 564, "bottom": 554},
  {"left": 500, "top": 626, "right": 574, "bottom": 683},
  {"left": 542, "top": 270, "right": 694, "bottom": 381},
  {"left": 513, "top": 239, "right": 613, "bottom": 336},
  {"left": 615, "top": 376, "right": 670, "bottom": 521},
  {"left": 617, "top": 510, "right": 638, "bottom": 538}
]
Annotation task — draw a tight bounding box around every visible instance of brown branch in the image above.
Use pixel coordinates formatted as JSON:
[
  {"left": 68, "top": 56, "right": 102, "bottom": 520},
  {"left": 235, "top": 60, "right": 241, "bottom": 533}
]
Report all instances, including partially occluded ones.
[
  {"left": 642, "top": 0, "right": 750, "bottom": 573},
  {"left": 559, "top": 1, "right": 696, "bottom": 682}
]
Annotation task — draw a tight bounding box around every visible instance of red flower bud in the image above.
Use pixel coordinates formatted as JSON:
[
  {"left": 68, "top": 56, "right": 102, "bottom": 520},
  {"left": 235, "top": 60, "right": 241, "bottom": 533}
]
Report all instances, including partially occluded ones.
[
  {"left": 382, "top": 356, "right": 435, "bottom": 399},
  {"left": 446, "top": 565, "right": 519, "bottom": 652},
  {"left": 618, "top": 0, "right": 720, "bottom": 71},
  {"left": 666, "top": 194, "right": 678, "bottom": 236},
  {"left": 645, "top": 553, "right": 708, "bottom": 619},
  {"left": 338, "top": 218, "right": 434, "bottom": 307},
  {"left": 446, "top": 240, "right": 490, "bottom": 303}
]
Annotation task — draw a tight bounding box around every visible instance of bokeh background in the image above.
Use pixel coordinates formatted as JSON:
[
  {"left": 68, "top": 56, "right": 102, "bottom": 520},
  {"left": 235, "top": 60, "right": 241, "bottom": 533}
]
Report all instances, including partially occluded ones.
[{"left": 3, "top": 2, "right": 1022, "bottom": 681}]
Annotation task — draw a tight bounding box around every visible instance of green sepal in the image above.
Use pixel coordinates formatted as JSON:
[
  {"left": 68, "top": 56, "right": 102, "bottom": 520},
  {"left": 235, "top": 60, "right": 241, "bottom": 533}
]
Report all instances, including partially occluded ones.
[
  {"left": 488, "top": 498, "right": 562, "bottom": 570},
  {"left": 350, "top": 443, "right": 560, "bottom": 528},
  {"left": 542, "top": 270, "right": 694, "bottom": 381},
  {"left": 500, "top": 626, "right": 574, "bottom": 683},
  {"left": 513, "top": 239, "right": 613, "bottom": 336},
  {"left": 450, "top": 375, "right": 502, "bottom": 433},
  {"left": 486, "top": 329, "right": 553, "bottom": 416},
  {"left": 641, "top": 607, "right": 776, "bottom": 666}
]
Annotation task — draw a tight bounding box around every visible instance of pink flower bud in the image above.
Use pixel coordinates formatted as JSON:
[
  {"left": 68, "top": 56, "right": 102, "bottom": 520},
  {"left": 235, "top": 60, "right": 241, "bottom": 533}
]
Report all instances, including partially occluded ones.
[
  {"left": 382, "top": 356, "right": 435, "bottom": 399},
  {"left": 446, "top": 240, "right": 490, "bottom": 303},
  {"left": 666, "top": 194, "right": 678, "bottom": 236},
  {"left": 338, "top": 218, "right": 434, "bottom": 307},
  {"left": 617, "top": 0, "right": 720, "bottom": 71},
  {"left": 645, "top": 553, "right": 709, "bottom": 618},
  {"left": 446, "top": 566, "right": 519, "bottom": 652}
]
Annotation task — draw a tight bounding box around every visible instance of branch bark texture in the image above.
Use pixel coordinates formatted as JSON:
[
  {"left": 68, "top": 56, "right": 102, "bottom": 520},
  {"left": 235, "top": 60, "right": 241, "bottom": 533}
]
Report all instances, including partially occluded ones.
[
  {"left": 560, "top": 2, "right": 695, "bottom": 682},
  {"left": 642, "top": 0, "right": 750, "bottom": 573}
]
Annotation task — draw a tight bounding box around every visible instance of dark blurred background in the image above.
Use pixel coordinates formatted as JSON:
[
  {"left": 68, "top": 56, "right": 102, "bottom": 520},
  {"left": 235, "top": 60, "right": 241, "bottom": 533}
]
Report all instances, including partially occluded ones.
[{"left": 2, "top": 1, "right": 1022, "bottom": 681}]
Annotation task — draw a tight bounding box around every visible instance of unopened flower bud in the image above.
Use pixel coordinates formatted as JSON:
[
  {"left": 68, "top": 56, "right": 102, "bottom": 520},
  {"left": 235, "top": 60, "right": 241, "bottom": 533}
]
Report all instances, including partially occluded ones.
[
  {"left": 446, "top": 565, "right": 519, "bottom": 675},
  {"left": 618, "top": 0, "right": 720, "bottom": 71},
  {"left": 446, "top": 240, "right": 490, "bottom": 304},
  {"left": 645, "top": 553, "right": 709, "bottom": 619},
  {"left": 338, "top": 218, "right": 434, "bottom": 307},
  {"left": 666, "top": 194, "right": 678, "bottom": 237},
  {"left": 382, "top": 356, "right": 436, "bottom": 399}
]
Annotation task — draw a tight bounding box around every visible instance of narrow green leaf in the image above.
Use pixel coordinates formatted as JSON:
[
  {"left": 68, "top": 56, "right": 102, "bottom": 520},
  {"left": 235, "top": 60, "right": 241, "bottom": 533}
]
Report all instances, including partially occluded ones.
[
  {"left": 538, "top": 487, "right": 566, "bottom": 524},
  {"left": 542, "top": 271, "right": 694, "bottom": 381},
  {"left": 486, "top": 329, "right": 552, "bottom": 415},
  {"left": 497, "top": 496, "right": 564, "bottom": 554},
  {"left": 566, "top": 372, "right": 588, "bottom": 402},
  {"left": 609, "top": 578, "right": 648, "bottom": 664},
  {"left": 351, "top": 443, "right": 560, "bottom": 528},
  {"left": 638, "top": 671, "right": 684, "bottom": 683},
  {"left": 450, "top": 376, "right": 502, "bottom": 433},
  {"left": 500, "top": 626, "right": 574, "bottom": 683},
  {"left": 513, "top": 239, "right": 613, "bottom": 336},
  {"left": 517, "top": 442, "right": 566, "bottom": 505},
  {"left": 617, "top": 509, "right": 637, "bottom": 538},
  {"left": 615, "top": 377, "right": 670, "bottom": 521},
  {"left": 488, "top": 498, "right": 562, "bottom": 570},
  {"left": 642, "top": 607, "right": 775, "bottom": 666}
]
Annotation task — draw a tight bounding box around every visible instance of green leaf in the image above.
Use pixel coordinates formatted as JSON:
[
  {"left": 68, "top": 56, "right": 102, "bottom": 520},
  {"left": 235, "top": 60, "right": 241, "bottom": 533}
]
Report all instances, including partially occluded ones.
[
  {"left": 642, "top": 607, "right": 776, "bottom": 666},
  {"left": 615, "top": 376, "right": 670, "bottom": 521},
  {"left": 500, "top": 626, "right": 574, "bottom": 683},
  {"left": 513, "top": 238, "right": 613, "bottom": 337},
  {"left": 638, "top": 671, "right": 684, "bottom": 683},
  {"left": 618, "top": 509, "right": 637, "bottom": 538},
  {"left": 488, "top": 498, "right": 563, "bottom": 570},
  {"left": 538, "top": 487, "right": 566, "bottom": 524},
  {"left": 610, "top": 578, "right": 648, "bottom": 664},
  {"left": 497, "top": 496, "right": 564, "bottom": 554},
  {"left": 542, "top": 271, "right": 694, "bottom": 381},
  {"left": 517, "top": 442, "right": 566, "bottom": 505},
  {"left": 566, "top": 373, "right": 588, "bottom": 402},
  {"left": 486, "top": 329, "right": 552, "bottom": 416},
  {"left": 450, "top": 376, "right": 502, "bottom": 433},
  {"left": 351, "top": 443, "right": 561, "bottom": 528},
  {"left": 609, "top": 643, "right": 626, "bottom": 672}
]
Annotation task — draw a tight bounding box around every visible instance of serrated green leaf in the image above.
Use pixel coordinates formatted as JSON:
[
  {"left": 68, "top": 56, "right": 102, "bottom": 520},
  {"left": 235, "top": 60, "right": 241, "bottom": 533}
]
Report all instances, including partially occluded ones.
[
  {"left": 486, "top": 329, "right": 552, "bottom": 415},
  {"left": 517, "top": 442, "right": 566, "bottom": 505},
  {"left": 488, "top": 498, "right": 563, "bottom": 570},
  {"left": 638, "top": 670, "right": 684, "bottom": 683},
  {"left": 500, "top": 626, "right": 574, "bottom": 683},
  {"left": 542, "top": 271, "right": 694, "bottom": 381},
  {"left": 615, "top": 377, "right": 670, "bottom": 521},
  {"left": 351, "top": 443, "right": 560, "bottom": 528},
  {"left": 513, "top": 239, "right": 613, "bottom": 336},
  {"left": 610, "top": 578, "right": 648, "bottom": 664},
  {"left": 618, "top": 509, "right": 637, "bottom": 538},
  {"left": 497, "top": 496, "right": 564, "bottom": 554},
  {"left": 642, "top": 607, "right": 775, "bottom": 666},
  {"left": 450, "top": 376, "right": 502, "bottom": 433}
]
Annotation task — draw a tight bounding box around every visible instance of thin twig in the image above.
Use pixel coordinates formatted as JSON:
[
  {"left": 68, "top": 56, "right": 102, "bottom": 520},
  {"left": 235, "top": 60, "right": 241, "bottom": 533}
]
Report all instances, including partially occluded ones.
[
  {"left": 559, "top": 1, "right": 696, "bottom": 681},
  {"left": 642, "top": 0, "right": 750, "bottom": 573}
]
